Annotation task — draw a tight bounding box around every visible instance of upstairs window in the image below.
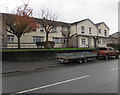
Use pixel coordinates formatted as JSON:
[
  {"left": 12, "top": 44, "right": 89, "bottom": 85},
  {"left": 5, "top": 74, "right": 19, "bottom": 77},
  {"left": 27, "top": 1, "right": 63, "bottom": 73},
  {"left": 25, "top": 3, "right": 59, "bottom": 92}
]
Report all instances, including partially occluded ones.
[
  {"left": 104, "top": 30, "right": 107, "bottom": 36},
  {"left": 40, "top": 25, "right": 44, "bottom": 32},
  {"left": 89, "top": 27, "right": 92, "bottom": 34},
  {"left": 7, "top": 35, "right": 14, "bottom": 43},
  {"left": 51, "top": 27, "right": 57, "bottom": 33},
  {"left": 99, "top": 29, "right": 101, "bottom": 34},
  {"left": 33, "top": 36, "right": 44, "bottom": 42},
  {"left": 81, "top": 26, "right": 85, "bottom": 33},
  {"left": 63, "top": 27, "right": 68, "bottom": 32}
]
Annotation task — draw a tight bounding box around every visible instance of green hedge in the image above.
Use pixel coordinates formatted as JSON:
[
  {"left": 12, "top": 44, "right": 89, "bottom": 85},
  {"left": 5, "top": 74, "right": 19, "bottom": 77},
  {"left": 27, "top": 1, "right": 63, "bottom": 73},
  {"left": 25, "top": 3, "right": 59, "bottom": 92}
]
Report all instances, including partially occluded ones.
[{"left": 1, "top": 48, "right": 95, "bottom": 52}]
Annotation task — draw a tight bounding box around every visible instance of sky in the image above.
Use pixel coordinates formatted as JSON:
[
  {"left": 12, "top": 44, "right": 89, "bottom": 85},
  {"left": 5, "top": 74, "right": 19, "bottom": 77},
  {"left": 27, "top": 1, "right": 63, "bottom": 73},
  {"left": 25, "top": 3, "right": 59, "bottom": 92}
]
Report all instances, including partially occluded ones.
[{"left": 0, "top": 0, "right": 119, "bottom": 34}]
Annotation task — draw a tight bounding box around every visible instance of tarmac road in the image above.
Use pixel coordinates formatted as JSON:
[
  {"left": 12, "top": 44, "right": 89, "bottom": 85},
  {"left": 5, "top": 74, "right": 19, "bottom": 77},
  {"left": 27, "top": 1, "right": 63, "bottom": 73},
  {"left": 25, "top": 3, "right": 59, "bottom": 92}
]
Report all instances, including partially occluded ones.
[{"left": 2, "top": 58, "right": 118, "bottom": 94}]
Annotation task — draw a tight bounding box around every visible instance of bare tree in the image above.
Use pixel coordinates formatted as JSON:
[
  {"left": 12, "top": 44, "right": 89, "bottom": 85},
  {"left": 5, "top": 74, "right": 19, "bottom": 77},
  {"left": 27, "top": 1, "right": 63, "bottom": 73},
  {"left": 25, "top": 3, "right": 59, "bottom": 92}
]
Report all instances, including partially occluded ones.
[
  {"left": 61, "top": 26, "right": 77, "bottom": 47},
  {"left": 3, "top": 3, "right": 38, "bottom": 49},
  {"left": 40, "top": 8, "right": 59, "bottom": 48}
]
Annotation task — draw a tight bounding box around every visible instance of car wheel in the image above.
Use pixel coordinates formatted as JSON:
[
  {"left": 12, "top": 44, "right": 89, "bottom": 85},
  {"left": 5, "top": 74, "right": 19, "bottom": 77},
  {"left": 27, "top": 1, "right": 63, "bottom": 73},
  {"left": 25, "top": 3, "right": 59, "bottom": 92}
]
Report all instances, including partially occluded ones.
[
  {"left": 83, "top": 59, "right": 88, "bottom": 63},
  {"left": 78, "top": 59, "right": 82, "bottom": 64},
  {"left": 104, "top": 54, "right": 109, "bottom": 59},
  {"left": 115, "top": 54, "right": 119, "bottom": 59}
]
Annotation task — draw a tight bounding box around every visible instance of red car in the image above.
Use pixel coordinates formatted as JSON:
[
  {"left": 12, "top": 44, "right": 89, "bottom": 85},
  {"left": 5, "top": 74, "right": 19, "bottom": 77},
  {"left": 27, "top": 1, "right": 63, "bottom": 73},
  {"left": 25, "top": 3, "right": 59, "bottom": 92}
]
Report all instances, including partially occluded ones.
[{"left": 94, "top": 47, "right": 119, "bottom": 59}]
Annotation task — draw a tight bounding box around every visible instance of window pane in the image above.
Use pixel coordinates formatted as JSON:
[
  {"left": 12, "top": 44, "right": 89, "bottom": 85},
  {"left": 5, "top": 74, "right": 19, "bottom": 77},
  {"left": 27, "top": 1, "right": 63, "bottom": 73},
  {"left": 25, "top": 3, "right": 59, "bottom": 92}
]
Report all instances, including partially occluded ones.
[
  {"left": 81, "top": 38, "right": 86, "bottom": 44},
  {"left": 99, "top": 29, "right": 101, "bottom": 33},
  {"left": 52, "top": 27, "right": 57, "bottom": 33},
  {"left": 81, "top": 26, "right": 85, "bottom": 33},
  {"left": 33, "top": 36, "right": 44, "bottom": 42},
  {"left": 40, "top": 25, "right": 44, "bottom": 32},
  {"left": 7, "top": 35, "right": 14, "bottom": 42},
  {"left": 53, "top": 37, "right": 61, "bottom": 44},
  {"left": 89, "top": 27, "right": 91, "bottom": 34},
  {"left": 104, "top": 30, "right": 107, "bottom": 36}
]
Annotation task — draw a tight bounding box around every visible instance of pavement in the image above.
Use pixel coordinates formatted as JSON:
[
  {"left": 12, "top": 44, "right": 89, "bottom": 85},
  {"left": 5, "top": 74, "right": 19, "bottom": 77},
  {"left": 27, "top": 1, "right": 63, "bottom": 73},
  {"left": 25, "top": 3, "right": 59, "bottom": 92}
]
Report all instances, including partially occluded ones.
[{"left": 2, "top": 58, "right": 62, "bottom": 74}]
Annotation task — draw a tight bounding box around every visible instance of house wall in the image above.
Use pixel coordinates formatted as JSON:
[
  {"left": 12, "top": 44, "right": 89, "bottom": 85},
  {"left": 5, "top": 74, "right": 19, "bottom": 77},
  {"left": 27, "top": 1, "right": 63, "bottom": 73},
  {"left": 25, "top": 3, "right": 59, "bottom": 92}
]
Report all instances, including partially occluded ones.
[
  {"left": 97, "top": 24, "right": 109, "bottom": 37},
  {"left": 70, "top": 20, "right": 98, "bottom": 48},
  {"left": 78, "top": 36, "right": 88, "bottom": 47},
  {"left": 70, "top": 25, "right": 77, "bottom": 35},
  {"left": 70, "top": 20, "right": 109, "bottom": 48},
  {"left": 7, "top": 25, "right": 63, "bottom": 48},
  {"left": 77, "top": 20, "right": 98, "bottom": 36},
  {"left": 69, "top": 24, "right": 77, "bottom": 47},
  {"left": 0, "top": 13, "right": 2, "bottom": 48},
  {"left": 2, "top": 13, "right": 110, "bottom": 48},
  {"left": 97, "top": 38, "right": 108, "bottom": 47}
]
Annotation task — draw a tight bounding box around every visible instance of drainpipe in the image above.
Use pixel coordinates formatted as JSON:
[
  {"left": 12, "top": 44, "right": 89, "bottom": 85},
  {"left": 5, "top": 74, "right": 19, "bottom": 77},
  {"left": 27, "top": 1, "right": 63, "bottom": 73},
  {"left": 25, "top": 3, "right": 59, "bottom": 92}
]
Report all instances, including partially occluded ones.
[{"left": 76, "top": 23, "right": 78, "bottom": 48}]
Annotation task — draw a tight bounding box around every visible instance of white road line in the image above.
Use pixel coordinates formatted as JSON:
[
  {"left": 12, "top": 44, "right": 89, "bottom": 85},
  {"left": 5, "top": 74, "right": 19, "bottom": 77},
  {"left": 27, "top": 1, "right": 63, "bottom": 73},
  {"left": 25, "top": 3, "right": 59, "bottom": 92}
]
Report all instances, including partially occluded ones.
[
  {"left": 109, "top": 68, "right": 119, "bottom": 71},
  {"left": 11, "top": 75, "right": 90, "bottom": 95}
]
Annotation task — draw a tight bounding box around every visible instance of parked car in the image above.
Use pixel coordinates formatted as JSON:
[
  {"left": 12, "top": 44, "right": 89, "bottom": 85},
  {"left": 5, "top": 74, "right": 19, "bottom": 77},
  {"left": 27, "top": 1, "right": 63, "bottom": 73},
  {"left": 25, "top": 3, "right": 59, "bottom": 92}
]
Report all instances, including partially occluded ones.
[{"left": 94, "top": 47, "right": 119, "bottom": 59}]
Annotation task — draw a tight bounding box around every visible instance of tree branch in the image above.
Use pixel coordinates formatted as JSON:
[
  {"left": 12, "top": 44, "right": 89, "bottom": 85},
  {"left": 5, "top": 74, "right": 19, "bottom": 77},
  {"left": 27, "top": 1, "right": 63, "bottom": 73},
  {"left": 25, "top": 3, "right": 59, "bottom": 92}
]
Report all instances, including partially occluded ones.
[
  {"left": 61, "top": 30, "right": 68, "bottom": 39},
  {"left": 69, "top": 33, "right": 77, "bottom": 39}
]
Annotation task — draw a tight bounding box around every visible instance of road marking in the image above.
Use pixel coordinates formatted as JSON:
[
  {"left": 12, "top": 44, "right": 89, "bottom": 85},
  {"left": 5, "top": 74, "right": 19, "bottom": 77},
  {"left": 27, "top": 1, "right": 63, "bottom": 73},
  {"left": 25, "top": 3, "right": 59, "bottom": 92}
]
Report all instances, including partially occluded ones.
[
  {"left": 11, "top": 75, "right": 90, "bottom": 95},
  {"left": 109, "top": 68, "right": 119, "bottom": 71}
]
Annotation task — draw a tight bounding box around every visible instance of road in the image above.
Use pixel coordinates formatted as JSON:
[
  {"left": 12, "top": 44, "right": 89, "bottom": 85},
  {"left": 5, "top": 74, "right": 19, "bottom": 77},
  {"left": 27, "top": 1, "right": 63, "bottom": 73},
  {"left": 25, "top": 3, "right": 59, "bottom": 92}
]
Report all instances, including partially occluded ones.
[{"left": 2, "top": 58, "right": 118, "bottom": 94}]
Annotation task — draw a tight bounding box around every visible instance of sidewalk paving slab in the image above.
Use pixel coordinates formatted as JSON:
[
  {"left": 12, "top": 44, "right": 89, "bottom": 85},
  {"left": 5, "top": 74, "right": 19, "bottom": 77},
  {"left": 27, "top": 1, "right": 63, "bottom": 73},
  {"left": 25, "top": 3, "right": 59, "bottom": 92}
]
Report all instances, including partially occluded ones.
[{"left": 2, "top": 59, "right": 61, "bottom": 74}]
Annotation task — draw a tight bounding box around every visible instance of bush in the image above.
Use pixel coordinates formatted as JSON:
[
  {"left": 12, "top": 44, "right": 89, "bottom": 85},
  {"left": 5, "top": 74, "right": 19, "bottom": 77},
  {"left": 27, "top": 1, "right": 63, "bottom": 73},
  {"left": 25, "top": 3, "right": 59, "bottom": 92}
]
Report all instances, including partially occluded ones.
[{"left": 36, "top": 41, "right": 55, "bottom": 49}]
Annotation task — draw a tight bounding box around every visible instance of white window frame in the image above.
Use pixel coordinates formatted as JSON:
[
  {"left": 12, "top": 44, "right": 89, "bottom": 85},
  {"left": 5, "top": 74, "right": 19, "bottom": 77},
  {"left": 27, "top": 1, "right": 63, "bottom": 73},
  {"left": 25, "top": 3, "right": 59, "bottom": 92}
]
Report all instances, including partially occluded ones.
[
  {"left": 33, "top": 36, "right": 44, "bottom": 42},
  {"left": 40, "top": 25, "right": 44, "bottom": 32},
  {"left": 98, "top": 39, "right": 102, "bottom": 44},
  {"left": 7, "top": 35, "right": 14, "bottom": 43},
  {"left": 81, "top": 26, "right": 85, "bottom": 33},
  {"left": 64, "top": 38, "right": 67, "bottom": 44},
  {"left": 104, "top": 30, "right": 107, "bottom": 36},
  {"left": 81, "top": 38, "right": 86, "bottom": 45},
  {"left": 99, "top": 29, "right": 101, "bottom": 34},
  {"left": 89, "top": 27, "right": 92, "bottom": 34},
  {"left": 51, "top": 27, "right": 57, "bottom": 33},
  {"left": 53, "top": 37, "right": 61, "bottom": 44},
  {"left": 63, "top": 27, "right": 68, "bottom": 32}
]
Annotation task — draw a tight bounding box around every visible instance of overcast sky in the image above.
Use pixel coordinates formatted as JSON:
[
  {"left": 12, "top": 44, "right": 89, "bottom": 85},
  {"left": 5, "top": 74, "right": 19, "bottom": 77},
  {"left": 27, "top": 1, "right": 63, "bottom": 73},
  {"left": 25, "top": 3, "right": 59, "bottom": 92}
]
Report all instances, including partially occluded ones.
[{"left": 0, "top": 0, "right": 119, "bottom": 34}]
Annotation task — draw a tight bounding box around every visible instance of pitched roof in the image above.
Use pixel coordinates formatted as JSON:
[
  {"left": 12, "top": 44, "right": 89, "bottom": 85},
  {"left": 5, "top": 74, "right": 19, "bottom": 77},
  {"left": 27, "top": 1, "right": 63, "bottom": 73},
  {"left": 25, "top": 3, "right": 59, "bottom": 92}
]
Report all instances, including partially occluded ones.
[
  {"left": 1, "top": 13, "right": 109, "bottom": 29},
  {"left": 1, "top": 13, "right": 70, "bottom": 27},
  {"left": 110, "top": 32, "right": 120, "bottom": 38},
  {"left": 95, "top": 22, "right": 110, "bottom": 30},
  {"left": 71, "top": 19, "right": 89, "bottom": 25},
  {"left": 71, "top": 18, "right": 98, "bottom": 28},
  {"left": 36, "top": 18, "right": 70, "bottom": 27}
]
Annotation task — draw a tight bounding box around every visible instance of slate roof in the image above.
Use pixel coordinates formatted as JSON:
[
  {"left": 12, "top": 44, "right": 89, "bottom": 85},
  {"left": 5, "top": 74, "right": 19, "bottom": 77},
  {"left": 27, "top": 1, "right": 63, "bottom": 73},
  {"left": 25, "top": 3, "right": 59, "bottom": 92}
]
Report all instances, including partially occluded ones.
[
  {"left": 36, "top": 18, "right": 70, "bottom": 27},
  {"left": 95, "top": 22, "right": 110, "bottom": 30},
  {"left": 2, "top": 13, "right": 70, "bottom": 27},
  {"left": 71, "top": 19, "right": 89, "bottom": 25},
  {"left": 71, "top": 18, "right": 98, "bottom": 28},
  {"left": 1, "top": 13, "right": 109, "bottom": 29}
]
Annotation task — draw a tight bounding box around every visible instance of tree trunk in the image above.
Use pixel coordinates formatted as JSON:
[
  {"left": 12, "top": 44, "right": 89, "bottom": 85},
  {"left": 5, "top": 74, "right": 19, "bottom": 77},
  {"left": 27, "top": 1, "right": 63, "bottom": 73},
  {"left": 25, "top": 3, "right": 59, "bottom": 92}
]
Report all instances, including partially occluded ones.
[
  {"left": 46, "top": 33, "right": 49, "bottom": 42},
  {"left": 66, "top": 38, "right": 69, "bottom": 48},
  {"left": 17, "top": 36, "right": 21, "bottom": 49},
  {"left": 45, "top": 33, "right": 49, "bottom": 48}
]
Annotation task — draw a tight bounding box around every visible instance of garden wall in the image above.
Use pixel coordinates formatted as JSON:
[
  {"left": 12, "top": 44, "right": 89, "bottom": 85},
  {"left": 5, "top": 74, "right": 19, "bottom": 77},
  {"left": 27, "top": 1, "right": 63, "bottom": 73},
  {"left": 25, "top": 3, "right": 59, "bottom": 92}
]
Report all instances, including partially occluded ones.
[{"left": 2, "top": 49, "right": 93, "bottom": 61}]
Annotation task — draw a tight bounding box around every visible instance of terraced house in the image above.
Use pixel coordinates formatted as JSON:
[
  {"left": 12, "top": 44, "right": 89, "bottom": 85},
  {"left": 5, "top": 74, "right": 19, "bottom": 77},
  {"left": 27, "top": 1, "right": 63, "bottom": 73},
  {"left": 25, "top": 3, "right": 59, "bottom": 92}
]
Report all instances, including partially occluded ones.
[
  {"left": 0, "top": 13, "right": 110, "bottom": 48},
  {"left": 69, "top": 19, "right": 110, "bottom": 48}
]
